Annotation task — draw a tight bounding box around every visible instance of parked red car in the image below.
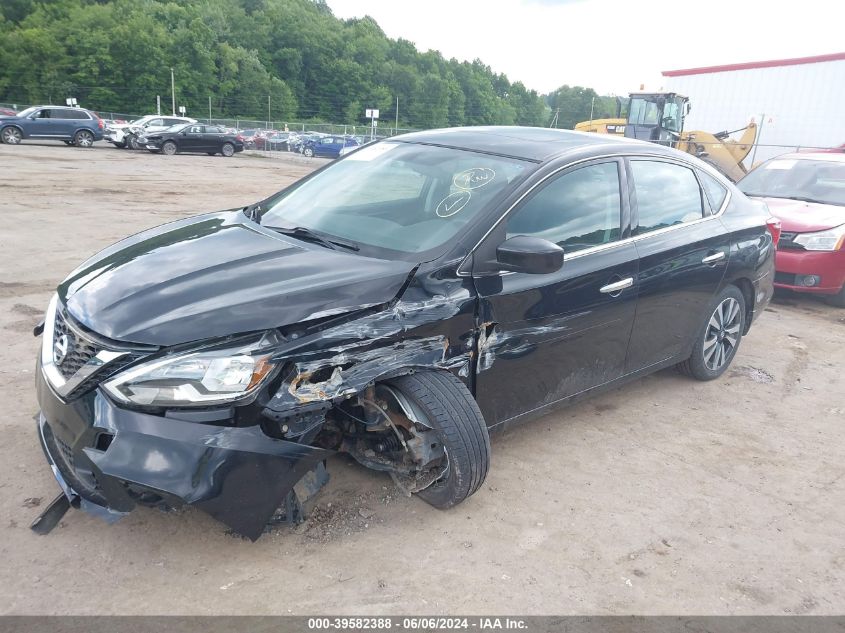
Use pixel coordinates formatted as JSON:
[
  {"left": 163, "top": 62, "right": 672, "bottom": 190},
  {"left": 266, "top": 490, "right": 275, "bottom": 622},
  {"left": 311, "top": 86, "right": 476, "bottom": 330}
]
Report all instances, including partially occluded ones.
[{"left": 738, "top": 153, "right": 845, "bottom": 306}]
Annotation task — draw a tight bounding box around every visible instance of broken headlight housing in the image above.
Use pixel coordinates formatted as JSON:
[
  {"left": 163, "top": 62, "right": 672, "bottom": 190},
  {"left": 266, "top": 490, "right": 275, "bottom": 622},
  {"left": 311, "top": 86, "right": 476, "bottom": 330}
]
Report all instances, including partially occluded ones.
[{"left": 103, "top": 332, "right": 282, "bottom": 407}]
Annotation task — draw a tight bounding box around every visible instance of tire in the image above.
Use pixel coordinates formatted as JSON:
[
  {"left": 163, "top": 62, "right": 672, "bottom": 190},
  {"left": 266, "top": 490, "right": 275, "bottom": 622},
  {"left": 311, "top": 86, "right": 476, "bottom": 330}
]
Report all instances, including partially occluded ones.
[
  {"left": 221, "top": 142, "right": 235, "bottom": 157},
  {"left": 125, "top": 134, "right": 138, "bottom": 150},
  {"left": 676, "top": 285, "right": 746, "bottom": 381},
  {"left": 73, "top": 130, "right": 94, "bottom": 147},
  {"left": 161, "top": 141, "right": 177, "bottom": 156},
  {"left": 387, "top": 371, "right": 490, "bottom": 509},
  {"left": 1, "top": 126, "right": 22, "bottom": 144},
  {"left": 303, "top": 147, "right": 314, "bottom": 157},
  {"left": 825, "top": 286, "right": 845, "bottom": 308},
  {"left": 113, "top": 141, "right": 125, "bottom": 149}
]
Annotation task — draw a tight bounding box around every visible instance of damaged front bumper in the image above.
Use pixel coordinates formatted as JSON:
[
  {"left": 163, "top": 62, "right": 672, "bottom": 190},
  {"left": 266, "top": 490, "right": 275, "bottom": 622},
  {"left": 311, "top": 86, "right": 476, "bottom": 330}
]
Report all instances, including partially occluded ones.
[{"left": 34, "top": 367, "right": 333, "bottom": 540}]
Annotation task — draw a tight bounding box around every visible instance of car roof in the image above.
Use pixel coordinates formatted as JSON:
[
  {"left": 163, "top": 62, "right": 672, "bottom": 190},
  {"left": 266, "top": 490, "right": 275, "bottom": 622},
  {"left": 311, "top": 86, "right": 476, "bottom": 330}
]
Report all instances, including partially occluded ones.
[
  {"left": 393, "top": 126, "right": 664, "bottom": 163},
  {"left": 769, "top": 152, "right": 845, "bottom": 163}
]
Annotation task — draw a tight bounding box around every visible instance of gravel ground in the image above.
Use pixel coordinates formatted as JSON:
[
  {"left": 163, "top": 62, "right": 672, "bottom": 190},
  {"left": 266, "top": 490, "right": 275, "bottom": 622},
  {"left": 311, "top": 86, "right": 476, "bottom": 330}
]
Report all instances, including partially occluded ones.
[{"left": 0, "top": 142, "right": 843, "bottom": 615}]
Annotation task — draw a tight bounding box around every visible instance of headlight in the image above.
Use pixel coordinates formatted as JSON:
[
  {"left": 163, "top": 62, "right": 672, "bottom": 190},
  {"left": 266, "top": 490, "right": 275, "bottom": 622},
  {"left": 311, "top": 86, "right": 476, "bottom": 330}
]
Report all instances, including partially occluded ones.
[
  {"left": 793, "top": 224, "right": 845, "bottom": 251},
  {"left": 103, "top": 332, "right": 282, "bottom": 407}
]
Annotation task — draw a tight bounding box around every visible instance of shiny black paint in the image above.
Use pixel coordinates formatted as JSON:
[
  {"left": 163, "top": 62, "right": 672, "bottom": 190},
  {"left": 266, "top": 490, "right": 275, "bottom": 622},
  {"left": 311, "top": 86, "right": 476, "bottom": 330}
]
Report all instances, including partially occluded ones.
[
  {"left": 58, "top": 212, "right": 416, "bottom": 346},
  {"left": 34, "top": 128, "right": 775, "bottom": 538},
  {"left": 37, "top": 368, "right": 331, "bottom": 540}
]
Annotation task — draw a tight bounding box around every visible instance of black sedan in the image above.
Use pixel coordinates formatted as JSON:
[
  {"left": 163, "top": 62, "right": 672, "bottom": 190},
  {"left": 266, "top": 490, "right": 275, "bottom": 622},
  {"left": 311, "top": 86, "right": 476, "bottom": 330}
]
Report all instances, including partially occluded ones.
[
  {"left": 31, "top": 127, "right": 777, "bottom": 540},
  {"left": 143, "top": 123, "right": 243, "bottom": 157}
]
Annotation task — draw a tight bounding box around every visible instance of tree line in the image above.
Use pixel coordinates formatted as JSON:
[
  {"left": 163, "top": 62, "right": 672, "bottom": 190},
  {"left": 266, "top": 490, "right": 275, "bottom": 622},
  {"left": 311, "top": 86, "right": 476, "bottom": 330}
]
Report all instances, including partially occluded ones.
[{"left": 0, "top": 0, "right": 617, "bottom": 129}]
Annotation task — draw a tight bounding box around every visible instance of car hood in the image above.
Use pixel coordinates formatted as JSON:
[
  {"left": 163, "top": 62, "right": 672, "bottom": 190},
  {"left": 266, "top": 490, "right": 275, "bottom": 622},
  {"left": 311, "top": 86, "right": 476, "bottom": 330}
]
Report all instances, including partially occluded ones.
[
  {"left": 58, "top": 212, "right": 416, "bottom": 346},
  {"left": 758, "top": 196, "right": 845, "bottom": 232}
]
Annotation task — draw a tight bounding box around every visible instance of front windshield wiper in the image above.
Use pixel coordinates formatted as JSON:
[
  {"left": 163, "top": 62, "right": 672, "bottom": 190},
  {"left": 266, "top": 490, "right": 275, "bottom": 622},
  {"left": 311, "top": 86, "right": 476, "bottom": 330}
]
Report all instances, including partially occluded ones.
[{"left": 268, "top": 225, "right": 360, "bottom": 251}]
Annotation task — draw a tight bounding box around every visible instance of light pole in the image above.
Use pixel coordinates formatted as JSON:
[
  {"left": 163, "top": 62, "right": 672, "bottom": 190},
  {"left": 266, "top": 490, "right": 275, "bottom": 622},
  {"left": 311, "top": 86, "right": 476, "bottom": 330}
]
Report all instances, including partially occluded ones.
[{"left": 170, "top": 67, "right": 176, "bottom": 116}]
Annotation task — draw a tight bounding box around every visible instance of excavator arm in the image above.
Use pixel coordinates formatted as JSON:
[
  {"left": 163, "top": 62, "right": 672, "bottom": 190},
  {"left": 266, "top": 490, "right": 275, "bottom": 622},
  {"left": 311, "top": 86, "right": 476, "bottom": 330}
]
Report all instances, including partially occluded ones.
[{"left": 678, "top": 121, "right": 758, "bottom": 182}]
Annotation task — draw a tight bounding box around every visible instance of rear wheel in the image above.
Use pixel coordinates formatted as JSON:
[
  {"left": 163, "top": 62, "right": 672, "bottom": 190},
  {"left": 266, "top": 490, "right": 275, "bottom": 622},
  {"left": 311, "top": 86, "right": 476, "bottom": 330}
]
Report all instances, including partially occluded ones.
[
  {"left": 677, "top": 285, "right": 746, "bottom": 380},
  {"left": 221, "top": 142, "right": 235, "bottom": 157},
  {"left": 2, "top": 127, "right": 22, "bottom": 144},
  {"left": 386, "top": 371, "right": 491, "bottom": 509},
  {"left": 73, "top": 130, "right": 94, "bottom": 147},
  {"left": 161, "top": 140, "right": 177, "bottom": 156}
]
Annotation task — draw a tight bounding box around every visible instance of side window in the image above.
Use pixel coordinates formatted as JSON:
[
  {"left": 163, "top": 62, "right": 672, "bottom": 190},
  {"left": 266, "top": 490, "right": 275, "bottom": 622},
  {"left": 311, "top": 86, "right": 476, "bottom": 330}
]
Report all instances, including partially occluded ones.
[
  {"left": 146, "top": 118, "right": 164, "bottom": 127},
  {"left": 37, "top": 109, "right": 53, "bottom": 119},
  {"left": 698, "top": 170, "right": 728, "bottom": 213},
  {"left": 506, "top": 162, "right": 622, "bottom": 254},
  {"left": 189, "top": 125, "right": 204, "bottom": 133},
  {"left": 322, "top": 137, "right": 334, "bottom": 145},
  {"left": 631, "top": 161, "right": 704, "bottom": 234}
]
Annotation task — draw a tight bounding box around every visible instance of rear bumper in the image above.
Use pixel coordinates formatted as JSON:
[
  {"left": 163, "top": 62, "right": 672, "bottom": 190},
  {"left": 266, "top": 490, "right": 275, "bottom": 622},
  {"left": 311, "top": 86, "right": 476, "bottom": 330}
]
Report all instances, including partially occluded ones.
[
  {"left": 35, "top": 365, "right": 332, "bottom": 540},
  {"left": 775, "top": 248, "right": 845, "bottom": 295}
]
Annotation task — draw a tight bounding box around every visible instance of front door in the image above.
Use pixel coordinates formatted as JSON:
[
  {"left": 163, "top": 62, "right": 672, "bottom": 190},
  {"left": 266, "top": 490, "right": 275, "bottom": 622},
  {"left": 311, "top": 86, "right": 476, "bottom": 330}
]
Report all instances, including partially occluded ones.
[
  {"left": 473, "top": 159, "right": 639, "bottom": 427},
  {"left": 182, "top": 125, "right": 210, "bottom": 152},
  {"left": 27, "top": 108, "right": 63, "bottom": 137},
  {"left": 624, "top": 158, "right": 731, "bottom": 372}
]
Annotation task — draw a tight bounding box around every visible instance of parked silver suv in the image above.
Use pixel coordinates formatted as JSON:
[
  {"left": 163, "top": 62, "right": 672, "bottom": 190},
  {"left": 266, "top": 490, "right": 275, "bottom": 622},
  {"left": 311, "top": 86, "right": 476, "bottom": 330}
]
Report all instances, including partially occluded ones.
[{"left": 104, "top": 115, "right": 195, "bottom": 149}]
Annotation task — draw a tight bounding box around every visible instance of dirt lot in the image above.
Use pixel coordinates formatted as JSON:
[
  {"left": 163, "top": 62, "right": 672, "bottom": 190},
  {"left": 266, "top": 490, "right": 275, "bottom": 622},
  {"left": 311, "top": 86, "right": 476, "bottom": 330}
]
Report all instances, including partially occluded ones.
[{"left": 1, "top": 143, "right": 843, "bottom": 615}]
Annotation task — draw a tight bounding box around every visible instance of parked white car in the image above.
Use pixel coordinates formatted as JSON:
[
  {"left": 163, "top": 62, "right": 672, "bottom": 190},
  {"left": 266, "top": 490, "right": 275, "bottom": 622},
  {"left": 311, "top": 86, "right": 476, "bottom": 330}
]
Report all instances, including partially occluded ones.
[{"left": 104, "top": 115, "right": 195, "bottom": 149}]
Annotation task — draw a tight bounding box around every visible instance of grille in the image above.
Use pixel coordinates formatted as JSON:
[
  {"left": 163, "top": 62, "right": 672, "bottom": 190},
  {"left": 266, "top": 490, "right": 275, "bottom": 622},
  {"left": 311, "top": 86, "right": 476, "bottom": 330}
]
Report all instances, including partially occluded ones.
[{"left": 53, "top": 306, "right": 102, "bottom": 379}]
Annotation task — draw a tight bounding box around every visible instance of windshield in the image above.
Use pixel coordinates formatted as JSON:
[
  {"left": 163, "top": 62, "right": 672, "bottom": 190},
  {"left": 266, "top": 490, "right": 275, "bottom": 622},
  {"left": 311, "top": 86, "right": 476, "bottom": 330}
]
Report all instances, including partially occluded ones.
[
  {"left": 738, "top": 158, "right": 845, "bottom": 207},
  {"left": 16, "top": 106, "right": 37, "bottom": 118},
  {"left": 259, "top": 142, "right": 532, "bottom": 256},
  {"left": 662, "top": 97, "right": 685, "bottom": 133}
]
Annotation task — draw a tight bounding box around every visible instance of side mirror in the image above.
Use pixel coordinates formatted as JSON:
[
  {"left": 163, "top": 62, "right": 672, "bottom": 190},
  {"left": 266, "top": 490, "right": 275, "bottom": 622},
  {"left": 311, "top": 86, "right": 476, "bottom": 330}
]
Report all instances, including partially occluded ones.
[
  {"left": 496, "top": 235, "right": 564, "bottom": 275},
  {"left": 686, "top": 103, "right": 692, "bottom": 114}
]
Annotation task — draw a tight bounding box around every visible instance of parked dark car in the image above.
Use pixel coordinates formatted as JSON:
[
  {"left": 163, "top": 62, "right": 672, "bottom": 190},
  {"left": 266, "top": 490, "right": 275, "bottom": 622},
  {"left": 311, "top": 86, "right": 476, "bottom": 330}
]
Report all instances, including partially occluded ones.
[
  {"left": 31, "top": 127, "right": 777, "bottom": 540},
  {"left": 143, "top": 123, "right": 244, "bottom": 156},
  {"left": 0, "top": 105, "right": 103, "bottom": 146},
  {"left": 737, "top": 152, "right": 845, "bottom": 306},
  {"left": 301, "top": 134, "right": 360, "bottom": 158}
]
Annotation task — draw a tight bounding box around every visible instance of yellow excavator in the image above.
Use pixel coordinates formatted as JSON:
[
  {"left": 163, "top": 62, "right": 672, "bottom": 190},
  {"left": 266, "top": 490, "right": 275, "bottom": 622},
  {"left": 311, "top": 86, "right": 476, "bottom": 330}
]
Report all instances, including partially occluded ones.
[{"left": 574, "top": 92, "right": 758, "bottom": 182}]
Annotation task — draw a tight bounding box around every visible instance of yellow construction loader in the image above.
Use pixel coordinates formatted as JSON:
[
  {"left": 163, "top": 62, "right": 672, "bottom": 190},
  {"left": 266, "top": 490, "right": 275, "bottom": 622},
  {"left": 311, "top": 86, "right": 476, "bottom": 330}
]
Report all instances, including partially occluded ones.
[{"left": 574, "top": 92, "right": 758, "bottom": 182}]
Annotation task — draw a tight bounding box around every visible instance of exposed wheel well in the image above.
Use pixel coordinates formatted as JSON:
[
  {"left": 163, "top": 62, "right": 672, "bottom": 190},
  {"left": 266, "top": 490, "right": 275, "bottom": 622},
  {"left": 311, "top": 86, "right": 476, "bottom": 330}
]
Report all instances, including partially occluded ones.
[{"left": 730, "top": 278, "right": 755, "bottom": 334}]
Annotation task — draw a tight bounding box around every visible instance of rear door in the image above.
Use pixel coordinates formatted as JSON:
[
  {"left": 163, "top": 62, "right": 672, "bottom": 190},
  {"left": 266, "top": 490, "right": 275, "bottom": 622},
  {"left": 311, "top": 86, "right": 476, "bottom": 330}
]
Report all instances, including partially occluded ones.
[
  {"left": 473, "top": 159, "right": 639, "bottom": 426},
  {"left": 624, "top": 158, "right": 731, "bottom": 372}
]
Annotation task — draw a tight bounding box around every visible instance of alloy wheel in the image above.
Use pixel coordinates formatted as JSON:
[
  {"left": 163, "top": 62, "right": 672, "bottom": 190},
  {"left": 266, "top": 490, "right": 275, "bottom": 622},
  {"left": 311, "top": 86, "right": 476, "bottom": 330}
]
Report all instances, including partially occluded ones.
[
  {"left": 2, "top": 127, "right": 22, "bottom": 144},
  {"left": 75, "top": 131, "right": 94, "bottom": 147},
  {"left": 703, "top": 297, "right": 741, "bottom": 371}
]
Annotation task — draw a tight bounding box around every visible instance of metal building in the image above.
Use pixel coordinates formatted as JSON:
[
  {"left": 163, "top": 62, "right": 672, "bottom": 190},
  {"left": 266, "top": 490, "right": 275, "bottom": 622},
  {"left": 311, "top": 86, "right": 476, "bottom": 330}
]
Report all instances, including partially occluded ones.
[{"left": 663, "top": 52, "right": 845, "bottom": 165}]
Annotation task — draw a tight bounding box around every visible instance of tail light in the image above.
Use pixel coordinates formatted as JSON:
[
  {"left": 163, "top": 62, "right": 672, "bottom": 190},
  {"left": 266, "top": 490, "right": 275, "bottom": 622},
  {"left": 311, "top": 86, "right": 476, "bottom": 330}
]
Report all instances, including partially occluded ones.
[
  {"left": 766, "top": 217, "right": 782, "bottom": 247},
  {"left": 98, "top": 118, "right": 104, "bottom": 129}
]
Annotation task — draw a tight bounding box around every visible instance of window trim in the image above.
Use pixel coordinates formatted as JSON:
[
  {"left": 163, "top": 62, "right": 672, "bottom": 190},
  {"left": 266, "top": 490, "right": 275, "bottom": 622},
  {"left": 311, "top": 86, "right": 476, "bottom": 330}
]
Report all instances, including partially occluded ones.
[
  {"left": 459, "top": 151, "right": 731, "bottom": 276},
  {"left": 626, "top": 156, "right": 707, "bottom": 237}
]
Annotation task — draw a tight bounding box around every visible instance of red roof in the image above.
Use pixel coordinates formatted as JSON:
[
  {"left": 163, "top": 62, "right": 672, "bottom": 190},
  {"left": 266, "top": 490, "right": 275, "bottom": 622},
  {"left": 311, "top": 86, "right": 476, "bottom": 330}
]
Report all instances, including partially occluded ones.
[{"left": 663, "top": 52, "right": 845, "bottom": 77}]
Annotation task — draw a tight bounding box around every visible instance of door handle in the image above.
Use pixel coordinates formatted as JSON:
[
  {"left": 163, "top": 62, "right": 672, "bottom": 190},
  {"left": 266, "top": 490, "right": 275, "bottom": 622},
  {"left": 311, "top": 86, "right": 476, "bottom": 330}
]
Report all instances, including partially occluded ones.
[
  {"left": 702, "top": 252, "right": 726, "bottom": 265},
  {"left": 600, "top": 277, "right": 634, "bottom": 294}
]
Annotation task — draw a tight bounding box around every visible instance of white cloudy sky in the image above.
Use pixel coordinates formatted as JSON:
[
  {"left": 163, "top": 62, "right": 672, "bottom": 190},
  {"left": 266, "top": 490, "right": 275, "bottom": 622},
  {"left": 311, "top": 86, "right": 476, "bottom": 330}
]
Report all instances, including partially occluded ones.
[{"left": 328, "top": 0, "right": 842, "bottom": 95}]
